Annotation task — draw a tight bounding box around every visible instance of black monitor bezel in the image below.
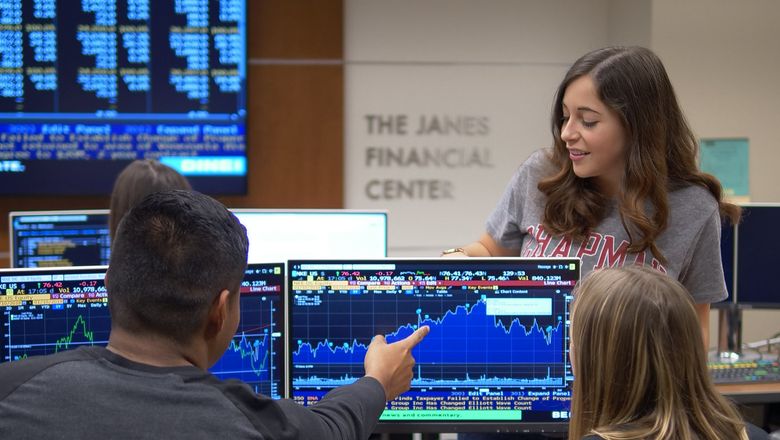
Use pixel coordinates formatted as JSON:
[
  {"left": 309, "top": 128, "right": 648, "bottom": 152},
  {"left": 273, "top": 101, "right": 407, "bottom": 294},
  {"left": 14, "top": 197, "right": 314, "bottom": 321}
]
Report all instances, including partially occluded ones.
[
  {"left": 0, "top": 262, "right": 289, "bottom": 399},
  {"left": 733, "top": 204, "right": 780, "bottom": 309},
  {"left": 231, "top": 209, "right": 389, "bottom": 262},
  {"left": 9, "top": 209, "right": 111, "bottom": 268},
  {"left": 216, "top": 261, "right": 288, "bottom": 399},
  {"left": 286, "top": 257, "right": 579, "bottom": 433},
  {"left": 0, "top": 1, "right": 250, "bottom": 197},
  {"left": 0, "top": 265, "right": 110, "bottom": 362},
  {"left": 711, "top": 219, "right": 737, "bottom": 309}
]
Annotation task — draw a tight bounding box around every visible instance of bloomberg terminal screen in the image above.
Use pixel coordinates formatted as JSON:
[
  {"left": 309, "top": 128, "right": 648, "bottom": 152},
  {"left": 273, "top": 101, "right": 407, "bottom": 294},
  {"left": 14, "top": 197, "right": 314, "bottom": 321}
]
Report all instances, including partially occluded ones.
[
  {"left": 289, "top": 258, "right": 579, "bottom": 426},
  {"left": 0, "top": 0, "right": 247, "bottom": 195}
]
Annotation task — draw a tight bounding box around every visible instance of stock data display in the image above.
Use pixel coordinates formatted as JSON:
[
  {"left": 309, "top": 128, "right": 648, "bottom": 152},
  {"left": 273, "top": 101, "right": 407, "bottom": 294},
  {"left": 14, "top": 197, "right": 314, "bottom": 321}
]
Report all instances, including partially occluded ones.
[
  {"left": 210, "top": 262, "right": 286, "bottom": 399},
  {"left": 0, "top": 0, "right": 247, "bottom": 195},
  {"left": 1, "top": 263, "right": 286, "bottom": 400},
  {"left": 0, "top": 267, "right": 110, "bottom": 361},
  {"left": 288, "top": 258, "right": 579, "bottom": 430},
  {"left": 10, "top": 210, "right": 111, "bottom": 268}
]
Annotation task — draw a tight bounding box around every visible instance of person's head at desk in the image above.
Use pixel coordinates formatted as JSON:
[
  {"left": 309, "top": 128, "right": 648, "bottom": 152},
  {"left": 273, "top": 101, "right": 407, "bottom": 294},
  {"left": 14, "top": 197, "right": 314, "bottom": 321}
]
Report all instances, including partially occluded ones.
[
  {"left": 569, "top": 266, "right": 767, "bottom": 440},
  {"left": 108, "top": 159, "right": 192, "bottom": 240},
  {"left": 105, "top": 189, "right": 248, "bottom": 370},
  {"left": 0, "top": 190, "right": 427, "bottom": 438}
]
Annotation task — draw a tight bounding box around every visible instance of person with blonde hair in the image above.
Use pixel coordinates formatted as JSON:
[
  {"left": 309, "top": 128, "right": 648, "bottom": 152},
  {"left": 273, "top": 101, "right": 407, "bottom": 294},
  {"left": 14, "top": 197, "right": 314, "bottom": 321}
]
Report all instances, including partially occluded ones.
[
  {"left": 108, "top": 159, "right": 192, "bottom": 239},
  {"left": 569, "top": 266, "right": 768, "bottom": 440}
]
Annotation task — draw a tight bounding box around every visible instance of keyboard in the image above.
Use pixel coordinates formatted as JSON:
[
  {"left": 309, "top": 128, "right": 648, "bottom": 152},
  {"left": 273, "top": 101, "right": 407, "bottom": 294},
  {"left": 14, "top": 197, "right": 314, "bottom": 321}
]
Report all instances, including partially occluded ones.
[{"left": 708, "top": 359, "right": 780, "bottom": 384}]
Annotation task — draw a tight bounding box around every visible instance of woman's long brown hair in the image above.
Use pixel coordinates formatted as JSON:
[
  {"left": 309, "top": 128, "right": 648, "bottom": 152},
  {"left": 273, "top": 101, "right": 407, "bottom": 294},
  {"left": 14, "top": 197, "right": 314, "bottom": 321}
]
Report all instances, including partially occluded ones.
[
  {"left": 538, "top": 47, "right": 740, "bottom": 263},
  {"left": 109, "top": 159, "right": 192, "bottom": 239}
]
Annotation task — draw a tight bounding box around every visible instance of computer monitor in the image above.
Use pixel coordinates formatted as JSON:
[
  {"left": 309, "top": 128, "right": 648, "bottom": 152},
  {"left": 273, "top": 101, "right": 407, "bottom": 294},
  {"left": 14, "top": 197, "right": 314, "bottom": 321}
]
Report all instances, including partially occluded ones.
[
  {"left": 287, "top": 257, "right": 579, "bottom": 433},
  {"left": 0, "top": 263, "right": 287, "bottom": 399},
  {"left": 0, "top": 266, "right": 111, "bottom": 361},
  {"left": 232, "top": 210, "right": 388, "bottom": 263},
  {"left": 210, "top": 262, "right": 287, "bottom": 399},
  {"left": 734, "top": 204, "right": 780, "bottom": 309},
  {"left": 0, "top": 1, "right": 248, "bottom": 196},
  {"left": 12, "top": 208, "right": 388, "bottom": 268},
  {"left": 713, "top": 218, "right": 736, "bottom": 308},
  {"left": 9, "top": 210, "right": 111, "bottom": 268}
]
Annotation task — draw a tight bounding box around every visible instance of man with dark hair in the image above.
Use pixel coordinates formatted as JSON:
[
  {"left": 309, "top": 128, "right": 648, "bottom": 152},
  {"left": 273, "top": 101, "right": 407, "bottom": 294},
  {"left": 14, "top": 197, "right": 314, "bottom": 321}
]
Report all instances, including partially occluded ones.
[{"left": 0, "top": 190, "right": 428, "bottom": 439}]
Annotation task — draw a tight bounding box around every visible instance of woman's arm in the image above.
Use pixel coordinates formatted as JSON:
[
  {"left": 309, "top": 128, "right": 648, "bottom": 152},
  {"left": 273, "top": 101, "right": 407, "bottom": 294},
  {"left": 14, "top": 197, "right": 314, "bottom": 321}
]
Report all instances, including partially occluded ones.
[
  {"left": 442, "top": 233, "right": 518, "bottom": 257},
  {"left": 695, "top": 303, "right": 711, "bottom": 351}
]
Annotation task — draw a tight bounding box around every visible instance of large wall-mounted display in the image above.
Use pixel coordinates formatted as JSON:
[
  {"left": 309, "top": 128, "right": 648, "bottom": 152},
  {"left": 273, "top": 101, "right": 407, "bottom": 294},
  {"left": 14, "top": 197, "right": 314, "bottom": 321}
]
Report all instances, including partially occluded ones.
[{"left": 0, "top": 0, "right": 247, "bottom": 195}]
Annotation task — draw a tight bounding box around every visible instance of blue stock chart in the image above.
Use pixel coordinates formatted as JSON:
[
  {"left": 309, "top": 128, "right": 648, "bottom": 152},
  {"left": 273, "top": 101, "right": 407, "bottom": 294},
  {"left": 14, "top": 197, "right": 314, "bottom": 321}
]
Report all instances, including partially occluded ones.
[
  {"left": 209, "top": 263, "right": 285, "bottom": 399},
  {"left": 0, "top": 267, "right": 110, "bottom": 362},
  {"left": 288, "top": 258, "right": 579, "bottom": 426},
  {"left": 1, "top": 263, "right": 286, "bottom": 399}
]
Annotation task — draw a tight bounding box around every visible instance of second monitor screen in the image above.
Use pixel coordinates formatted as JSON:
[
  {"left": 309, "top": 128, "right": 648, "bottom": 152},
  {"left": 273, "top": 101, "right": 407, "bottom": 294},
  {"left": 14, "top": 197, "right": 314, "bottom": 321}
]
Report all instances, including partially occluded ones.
[{"left": 288, "top": 258, "right": 579, "bottom": 428}]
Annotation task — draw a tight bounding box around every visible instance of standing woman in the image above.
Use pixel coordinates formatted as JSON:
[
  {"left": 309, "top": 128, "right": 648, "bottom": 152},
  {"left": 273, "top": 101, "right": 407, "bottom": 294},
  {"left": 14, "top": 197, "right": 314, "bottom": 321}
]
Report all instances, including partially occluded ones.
[
  {"left": 445, "top": 46, "right": 739, "bottom": 348},
  {"left": 109, "top": 159, "right": 192, "bottom": 239},
  {"left": 569, "top": 266, "right": 768, "bottom": 440}
]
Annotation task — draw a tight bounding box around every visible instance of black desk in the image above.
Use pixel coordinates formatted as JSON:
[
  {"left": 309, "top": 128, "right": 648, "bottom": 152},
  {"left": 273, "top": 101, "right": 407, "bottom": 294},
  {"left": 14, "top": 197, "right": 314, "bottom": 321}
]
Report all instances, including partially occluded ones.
[
  {"left": 718, "top": 382, "right": 780, "bottom": 404},
  {"left": 718, "top": 382, "right": 780, "bottom": 433}
]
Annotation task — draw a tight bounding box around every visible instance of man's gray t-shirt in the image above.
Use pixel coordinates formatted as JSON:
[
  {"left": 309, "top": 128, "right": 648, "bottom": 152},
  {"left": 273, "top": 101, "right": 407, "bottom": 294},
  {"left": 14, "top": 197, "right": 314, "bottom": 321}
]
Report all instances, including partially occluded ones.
[
  {"left": 0, "top": 346, "right": 387, "bottom": 439},
  {"left": 486, "top": 149, "right": 727, "bottom": 303}
]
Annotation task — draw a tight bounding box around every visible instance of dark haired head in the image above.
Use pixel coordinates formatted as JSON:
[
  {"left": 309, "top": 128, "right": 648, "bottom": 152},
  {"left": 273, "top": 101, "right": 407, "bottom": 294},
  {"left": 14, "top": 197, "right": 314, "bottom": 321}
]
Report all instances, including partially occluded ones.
[
  {"left": 109, "top": 159, "right": 192, "bottom": 239},
  {"left": 551, "top": 46, "right": 678, "bottom": 185},
  {"left": 106, "top": 190, "right": 248, "bottom": 344}
]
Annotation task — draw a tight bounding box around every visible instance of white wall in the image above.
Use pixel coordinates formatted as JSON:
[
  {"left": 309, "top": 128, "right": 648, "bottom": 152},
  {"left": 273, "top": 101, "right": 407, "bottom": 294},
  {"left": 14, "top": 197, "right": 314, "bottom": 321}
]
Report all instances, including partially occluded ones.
[
  {"left": 651, "top": 0, "right": 780, "bottom": 347},
  {"left": 652, "top": 0, "right": 780, "bottom": 203},
  {"left": 345, "top": 0, "right": 609, "bottom": 256},
  {"left": 607, "top": 0, "right": 651, "bottom": 47},
  {"left": 344, "top": 0, "right": 780, "bottom": 346},
  {"left": 346, "top": 0, "right": 609, "bottom": 63}
]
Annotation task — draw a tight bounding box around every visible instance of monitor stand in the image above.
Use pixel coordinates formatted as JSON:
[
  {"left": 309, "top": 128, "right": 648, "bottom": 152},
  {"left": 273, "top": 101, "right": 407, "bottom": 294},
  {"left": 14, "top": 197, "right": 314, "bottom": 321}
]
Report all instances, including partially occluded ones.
[
  {"left": 710, "top": 304, "right": 746, "bottom": 362},
  {"left": 709, "top": 304, "right": 769, "bottom": 362}
]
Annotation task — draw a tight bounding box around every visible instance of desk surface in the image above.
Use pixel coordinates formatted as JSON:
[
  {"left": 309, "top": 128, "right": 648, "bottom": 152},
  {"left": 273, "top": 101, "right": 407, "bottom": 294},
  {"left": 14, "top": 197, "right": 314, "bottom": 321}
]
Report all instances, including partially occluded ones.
[{"left": 717, "top": 381, "right": 780, "bottom": 404}]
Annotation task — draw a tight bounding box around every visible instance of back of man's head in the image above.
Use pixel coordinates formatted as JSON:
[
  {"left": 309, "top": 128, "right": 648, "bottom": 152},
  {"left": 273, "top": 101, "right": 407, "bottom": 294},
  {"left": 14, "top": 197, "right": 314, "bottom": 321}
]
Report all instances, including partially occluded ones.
[{"left": 106, "top": 190, "right": 248, "bottom": 344}]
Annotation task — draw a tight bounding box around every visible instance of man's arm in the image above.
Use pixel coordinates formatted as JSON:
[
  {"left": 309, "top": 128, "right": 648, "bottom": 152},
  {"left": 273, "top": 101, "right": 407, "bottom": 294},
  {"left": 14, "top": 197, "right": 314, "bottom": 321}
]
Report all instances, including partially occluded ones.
[{"left": 236, "top": 326, "right": 430, "bottom": 440}]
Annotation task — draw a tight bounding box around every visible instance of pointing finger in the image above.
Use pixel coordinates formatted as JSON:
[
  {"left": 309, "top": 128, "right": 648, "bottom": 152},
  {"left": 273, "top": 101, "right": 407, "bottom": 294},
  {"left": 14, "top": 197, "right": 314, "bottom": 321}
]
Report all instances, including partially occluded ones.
[{"left": 400, "top": 325, "right": 429, "bottom": 349}]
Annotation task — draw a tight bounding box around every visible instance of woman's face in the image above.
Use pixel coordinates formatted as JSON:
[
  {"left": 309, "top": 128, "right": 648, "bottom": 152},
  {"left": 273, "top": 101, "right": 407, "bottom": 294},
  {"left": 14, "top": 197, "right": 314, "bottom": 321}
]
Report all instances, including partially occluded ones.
[{"left": 560, "top": 75, "right": 627, "bottom": 196}]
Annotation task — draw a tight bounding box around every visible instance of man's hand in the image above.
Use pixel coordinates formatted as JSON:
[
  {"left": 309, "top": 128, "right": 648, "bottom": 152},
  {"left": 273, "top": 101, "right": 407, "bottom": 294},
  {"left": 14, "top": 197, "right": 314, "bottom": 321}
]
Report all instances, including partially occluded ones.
[{"left": 364, "top": 326, "right": 430, "bottom": 401}]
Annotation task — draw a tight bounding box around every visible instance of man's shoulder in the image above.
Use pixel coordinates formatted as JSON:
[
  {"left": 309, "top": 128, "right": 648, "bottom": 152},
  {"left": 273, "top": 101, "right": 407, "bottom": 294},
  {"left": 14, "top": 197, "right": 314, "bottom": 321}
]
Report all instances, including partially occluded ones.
[
  {"left": 0, "top": 346, "right": 98, "bottom": 374},
  {"left": 0, "top": 347, "right": 99, "bottom": 399}
]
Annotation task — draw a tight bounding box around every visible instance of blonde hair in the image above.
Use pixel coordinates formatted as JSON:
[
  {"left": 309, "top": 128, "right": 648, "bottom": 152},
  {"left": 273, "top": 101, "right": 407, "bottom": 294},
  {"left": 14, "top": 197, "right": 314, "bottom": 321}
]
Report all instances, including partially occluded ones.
[
  {"left": 109, "top": 159, "right": 191, "bottom": 239},
  {"left": 568, "top": 266, "right": 748, "bottom": 440}
]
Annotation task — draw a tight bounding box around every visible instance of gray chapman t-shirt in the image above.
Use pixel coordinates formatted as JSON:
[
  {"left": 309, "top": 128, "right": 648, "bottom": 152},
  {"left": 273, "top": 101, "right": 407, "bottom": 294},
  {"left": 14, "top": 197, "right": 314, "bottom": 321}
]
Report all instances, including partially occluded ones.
[{"left": 486, "top": 149, "right": 727, "bottom": 304}]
